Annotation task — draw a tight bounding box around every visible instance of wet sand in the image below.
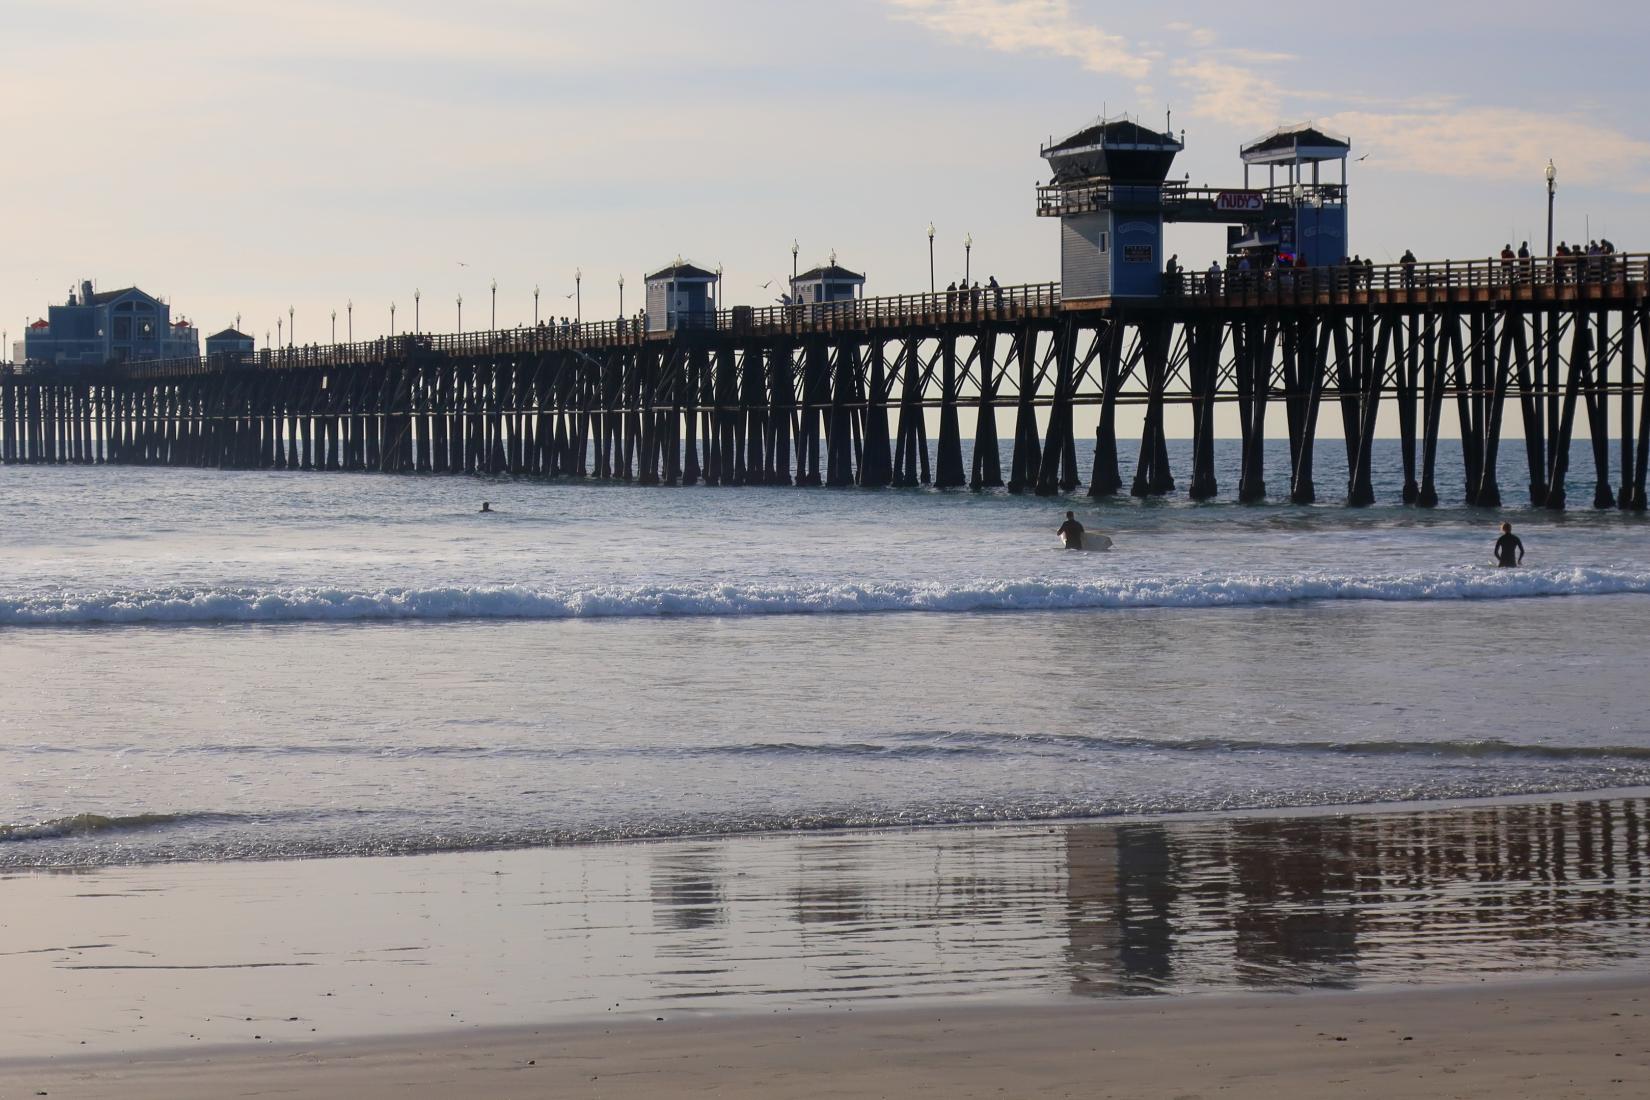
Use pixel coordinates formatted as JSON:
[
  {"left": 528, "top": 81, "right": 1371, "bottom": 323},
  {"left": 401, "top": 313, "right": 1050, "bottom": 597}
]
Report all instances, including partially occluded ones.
[
  {"left": 3, "top": 793, "right": 1650, "bottom": 1095},
  {"left": 7, "top": 976, "right": 1649, "bottom": 1099}
]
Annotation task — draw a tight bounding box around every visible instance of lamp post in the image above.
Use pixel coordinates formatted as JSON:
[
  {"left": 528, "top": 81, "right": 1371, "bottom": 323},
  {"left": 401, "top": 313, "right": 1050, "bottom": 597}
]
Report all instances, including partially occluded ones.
[
  {"left": 490, "top": 278, "right": 497, "bottom": 331},
  {"left": 533, "top": 284, "right": 540, "bottom": 326},
  {"left": 575, "top": 268, "right": 582, "bottom": 323},
  {"left": 927, "top": 223, "right": 936, "bottom": 292},
  {"left": 964, "top": 232, "right": 973, "bottom": 284},
  {"left": 457, "top": 292, "right": 463, "bottom": 334},
  {"left": 414, "top": 289, "right": 421, "bottom": 334},
  {"left": 331, "top": 309, "right": 336, "bottom": 345},
  {"left": 715, "top": 263, "right": 723, "bottom": 312},
  {"left": 1545, "top": 159, "right": 1557, "bottom": 260},
  {"left": 618, "top": 274, "right": 625, "bottom": 318},
  {"left": 791, "top": 239, "right": 799, "bottom": 285},
  {"left": 390, "top": 302, "right": 396, "bottom": 337},
  {"left": 347, "top": 299, "right": 353, "bottom": 343},
  {"left": 277, "top": 316, "right": 282, "bottom": 349},
  {"left": 288, "top": 305, "right": 294, "bottom": 347}
]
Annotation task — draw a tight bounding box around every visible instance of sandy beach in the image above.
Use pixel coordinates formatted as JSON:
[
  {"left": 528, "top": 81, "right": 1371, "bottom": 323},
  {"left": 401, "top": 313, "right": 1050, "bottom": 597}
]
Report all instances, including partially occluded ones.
[
  {"left": 4, "top": 975, "right": 1647, "bottom": 1099},
  {"left": 4, "top": 795, "right": 1650, "bottom": 1097}
]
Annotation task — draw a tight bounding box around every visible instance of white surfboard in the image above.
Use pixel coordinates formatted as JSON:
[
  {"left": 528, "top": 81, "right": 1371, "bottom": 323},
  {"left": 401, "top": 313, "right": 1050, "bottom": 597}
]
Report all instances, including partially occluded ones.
[{"left": 1060, "top": 530, "right": 1113, "bottom": 552}]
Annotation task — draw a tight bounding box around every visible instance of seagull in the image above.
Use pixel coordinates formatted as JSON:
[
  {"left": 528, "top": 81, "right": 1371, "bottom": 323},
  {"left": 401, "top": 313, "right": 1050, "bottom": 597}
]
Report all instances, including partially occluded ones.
[
  {"left": 564, "top": 292, "right": 575, "bottom": 299},
  {"left": 457, "top": 261, "right": 470, "bottom": 266},
  {"left": 760, "top": 280, "right": 773, "bottom": 289},
  {"left": 1356, "top": 153, "right": 1371, "bottom": 162}
]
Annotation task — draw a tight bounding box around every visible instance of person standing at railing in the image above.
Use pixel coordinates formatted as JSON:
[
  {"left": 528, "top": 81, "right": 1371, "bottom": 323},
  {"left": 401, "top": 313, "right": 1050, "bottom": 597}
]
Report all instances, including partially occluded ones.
[
  {"left": 989, "top": 276, "right": 1003, "bottom": 310},
  {"left": 1499, "top": 244, "right": 1515, "bottom": 285},
  {"left": 1400, "top": 249, "right": 1418, "bottom": 288},
  {"left": 945, "top": 281, "right": 958, "bottom": 318},
  {"left": 1516, "top": 242, "right": 1532, "bottom": 284},
  {"left": 1555, "top": 242, "right": 1572, "bottom": 284},
  {"left": 1206, "top": 261, "right": 1221, "bottom": 294}
]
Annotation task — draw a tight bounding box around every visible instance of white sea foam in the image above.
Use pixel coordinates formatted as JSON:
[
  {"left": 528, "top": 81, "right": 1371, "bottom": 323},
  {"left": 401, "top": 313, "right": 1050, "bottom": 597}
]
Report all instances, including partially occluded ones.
[{"left": 3, "top": 567, "right": 1648, "bottom": 626}]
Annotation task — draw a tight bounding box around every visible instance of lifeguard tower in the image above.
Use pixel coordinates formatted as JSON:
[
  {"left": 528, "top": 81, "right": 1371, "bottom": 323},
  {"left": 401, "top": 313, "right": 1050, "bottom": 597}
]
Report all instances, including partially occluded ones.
[
  {"left": 1232, "top": 124, "right": 1351, "bottom": 268},
  {"left": 791, "top": 254, "right": 865, "bottom": 305},
  {"left": 1037, "top": 117, "right": 1184, "bottom": 300},
  {"left": 645, "top": 259, "right": 719, "bottom": 333}
]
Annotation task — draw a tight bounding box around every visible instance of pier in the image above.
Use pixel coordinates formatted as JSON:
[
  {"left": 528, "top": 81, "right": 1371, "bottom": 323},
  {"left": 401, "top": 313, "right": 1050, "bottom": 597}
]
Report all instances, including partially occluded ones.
[{"left": 5, "top": 118, "right": 1648, "bottom": 510}]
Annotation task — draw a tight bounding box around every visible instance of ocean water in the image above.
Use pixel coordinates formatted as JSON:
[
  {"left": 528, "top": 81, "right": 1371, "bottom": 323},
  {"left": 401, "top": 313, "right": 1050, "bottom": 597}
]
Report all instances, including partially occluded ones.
[{"left": 2, "top": 438, "right": 1648, "bottom": 868}]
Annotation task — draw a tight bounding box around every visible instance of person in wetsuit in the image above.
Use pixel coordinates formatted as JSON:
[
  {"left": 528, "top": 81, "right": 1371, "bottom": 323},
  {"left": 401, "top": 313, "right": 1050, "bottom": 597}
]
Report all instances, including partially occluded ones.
[
  {"left": 1494, "top": 522, "right": 1524, "bottom": 567},
  {"left": 1057, "top": 510, "right": 1084, "bottom": 550}
]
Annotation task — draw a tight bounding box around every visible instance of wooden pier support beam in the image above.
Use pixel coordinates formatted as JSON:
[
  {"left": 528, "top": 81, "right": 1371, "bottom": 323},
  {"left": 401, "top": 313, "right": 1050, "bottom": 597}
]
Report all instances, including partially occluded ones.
[{"left": 970, "top": 329, "right": 1004, "bottom": 489}]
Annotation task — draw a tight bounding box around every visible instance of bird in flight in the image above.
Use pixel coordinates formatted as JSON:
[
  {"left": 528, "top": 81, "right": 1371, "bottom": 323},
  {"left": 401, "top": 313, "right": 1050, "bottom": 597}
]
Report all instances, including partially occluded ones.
[
  {"left": 760, "top": 280, "right": 773, "bottom": 289},
  {"left": 457, "top": 261, "right": 470, "bottom": 266},
  {"left": 1356, "top": 153, "right": 1370, "bottom": 162}
]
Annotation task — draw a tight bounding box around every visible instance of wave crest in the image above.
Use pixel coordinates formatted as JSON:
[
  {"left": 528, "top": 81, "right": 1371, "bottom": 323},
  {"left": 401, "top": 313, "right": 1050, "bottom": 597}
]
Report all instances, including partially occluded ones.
[{"left": 2, "top": 568, "right": 1648, "bottom": 627}]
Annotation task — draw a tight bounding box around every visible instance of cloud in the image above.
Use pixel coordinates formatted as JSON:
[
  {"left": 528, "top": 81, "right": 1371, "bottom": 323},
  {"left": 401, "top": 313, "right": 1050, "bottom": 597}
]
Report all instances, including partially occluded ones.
[
  {"left": 1325, "top": 106, "right": 1650, "bottom": 188},
  {"left": 886, "top": 4, "right": 1650, "bottom": 190},
  {"left": 885, "top": 0, "right": 1150, "bottom": 80}
]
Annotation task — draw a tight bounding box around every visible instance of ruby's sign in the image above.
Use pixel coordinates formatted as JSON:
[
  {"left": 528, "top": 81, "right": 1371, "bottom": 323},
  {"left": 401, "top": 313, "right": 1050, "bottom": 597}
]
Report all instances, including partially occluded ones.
[{"left": 1215, "top": 191, "right": 1266, "bottom": 213}]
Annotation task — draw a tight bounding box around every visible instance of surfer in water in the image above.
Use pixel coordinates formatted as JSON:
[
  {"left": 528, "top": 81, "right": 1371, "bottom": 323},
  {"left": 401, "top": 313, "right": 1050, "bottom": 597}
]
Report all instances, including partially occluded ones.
[
  {"left": 480, "top": 501, "right": 493, "bottom": 514},
  {"left": 1494, "top": 522, "right": 1524, "bottom": 567},
  {"left": 1057, "top": 510, "right": 1084, "bottom": 550}
]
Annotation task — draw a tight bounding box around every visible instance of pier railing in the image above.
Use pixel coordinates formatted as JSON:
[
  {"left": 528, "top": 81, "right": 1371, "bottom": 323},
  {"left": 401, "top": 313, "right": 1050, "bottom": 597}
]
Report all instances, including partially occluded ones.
[
  {"left": 711, "top": 282, "right": 1060, "bottom": 335},
  {"left": 106, "top": 283, "right": 1062, "bottom": 378},
  {"left": 81, "top": 256, "right": 1650, "bottom": 381},
  {"left": 1165, "top": 252, "right": 1650, "bottom": 306}
]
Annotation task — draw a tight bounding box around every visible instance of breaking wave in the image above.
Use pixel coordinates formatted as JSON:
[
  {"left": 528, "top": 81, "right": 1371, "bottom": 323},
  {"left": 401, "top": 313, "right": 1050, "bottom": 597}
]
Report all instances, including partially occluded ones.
[
  {"left": 2, "top": 567, "right": 1649, "bottom": 627},
  {"left": 0, "top": 812, "right": 237, "bottom": 843}
]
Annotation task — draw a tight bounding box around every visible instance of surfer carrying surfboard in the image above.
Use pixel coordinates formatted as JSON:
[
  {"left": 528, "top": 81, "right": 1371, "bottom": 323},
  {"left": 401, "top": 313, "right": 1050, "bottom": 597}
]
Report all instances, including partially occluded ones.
[{"left": 1057, "top": 511, "right": 1084, "bottom": 550}]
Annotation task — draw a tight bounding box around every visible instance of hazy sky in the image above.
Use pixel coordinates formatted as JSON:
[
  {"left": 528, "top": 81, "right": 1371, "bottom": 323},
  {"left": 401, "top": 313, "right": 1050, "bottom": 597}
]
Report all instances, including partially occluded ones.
[{"left": 5, "top": 0, "right": 1647, "bottom": 348}]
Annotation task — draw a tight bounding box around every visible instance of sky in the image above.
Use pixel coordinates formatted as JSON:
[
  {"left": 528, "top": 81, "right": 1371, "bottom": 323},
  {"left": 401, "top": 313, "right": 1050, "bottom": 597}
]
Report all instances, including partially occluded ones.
[{"left": 4, "top": 0, "right": 1648, "bottom": 351}]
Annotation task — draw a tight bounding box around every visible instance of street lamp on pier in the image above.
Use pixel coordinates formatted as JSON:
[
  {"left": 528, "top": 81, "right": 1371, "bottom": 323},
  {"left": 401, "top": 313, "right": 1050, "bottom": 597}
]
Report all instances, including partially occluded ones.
[
  {"left": 288, "top": 306, "right": 294, "bottom": 347},
  {"left": 490, "top": 278, "right": 497, "bottom": 331},
  {"left": 791, "top": 239, "right": 799, "bottom": 286},
  {"left": 1545, "top": 160, "right": 1557, "bottom": 259},
  {"left": 457, "top": 292, "right": 463, "bottom": 334},
  {"left": 964, "top": 232, "right": 973, "bottom": 284},
  {"left": 927, "top": 223, "right": 936, "bottom": 292},
  {"left": 575, "top": 268, "right": 582, "bottom": 323},
  {"left": 534, "top": 284, "right": 540, "bottom": 326},
  {"left": 618, "top": 274, "right": 625, "bottom": 318},
  {"left": 277, "top": 316, "right": 282, "bottom": 349},
  {"left": 414, "top": 289, "right": 421, "bottom": 334},
  {"left": 331, "top": 309, "right": 336, "bottom": 345},
  {"left": 715, "top": 263, "right": 723, "bottom": 312},
  {"left": 347, "top": 300, "right": 353, "bottom": 343},
  {"left": 390, "top": 302, "right": 396, "bottom": 337}
]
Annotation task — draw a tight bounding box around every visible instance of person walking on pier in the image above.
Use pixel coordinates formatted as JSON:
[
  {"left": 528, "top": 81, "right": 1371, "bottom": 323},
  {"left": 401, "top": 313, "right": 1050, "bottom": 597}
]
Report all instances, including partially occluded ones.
[
  {"left": 1494, "top": 522, "right": 1525, "bottom": 568},
  {"left": 1057, "top": 510, "right": 1085, "bottom": 551}
]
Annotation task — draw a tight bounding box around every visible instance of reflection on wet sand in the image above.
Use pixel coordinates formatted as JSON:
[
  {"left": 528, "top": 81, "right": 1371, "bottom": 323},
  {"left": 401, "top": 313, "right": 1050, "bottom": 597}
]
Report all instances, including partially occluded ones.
[
  {"left": 4, "top": 795, "right": 1649, "bottom": 1056},
  {"left": 647, "top": 797, "right": 1650, "bottom": 1002}
]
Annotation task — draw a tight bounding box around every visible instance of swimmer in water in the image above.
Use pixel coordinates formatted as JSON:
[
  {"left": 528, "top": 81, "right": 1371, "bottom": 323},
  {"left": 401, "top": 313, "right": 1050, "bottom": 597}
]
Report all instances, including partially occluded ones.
[
  {"left": 1493, "top": 522, "right": 1524, "bottom": 567},
  {"left": 480, "top": 501, "right": 493, "bottom": 513},
  {"left": 1056, "top": 510, "right": 1084, "bottom": 550}
]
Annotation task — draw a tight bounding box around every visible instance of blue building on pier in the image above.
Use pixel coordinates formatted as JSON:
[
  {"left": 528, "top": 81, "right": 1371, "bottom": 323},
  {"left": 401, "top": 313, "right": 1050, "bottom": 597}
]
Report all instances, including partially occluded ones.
[{"left": 24, "top": 281, "right": 199, "bottom": 368}]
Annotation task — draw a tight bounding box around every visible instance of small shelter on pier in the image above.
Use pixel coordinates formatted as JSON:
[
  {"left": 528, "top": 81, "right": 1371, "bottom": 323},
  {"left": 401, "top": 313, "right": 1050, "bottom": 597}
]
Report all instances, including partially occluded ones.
[
  {"left": 791, "top": 256, "right": 864, "bottom": 305},
  {"left": 1236, "top": 124, "right": 1351, "bottom": 268},
  {"left": 206, "top": 326, "right": 255, "bottom": 364},
  {"left": 645, "top": 259, "right": 719, "bottom": 333}
]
